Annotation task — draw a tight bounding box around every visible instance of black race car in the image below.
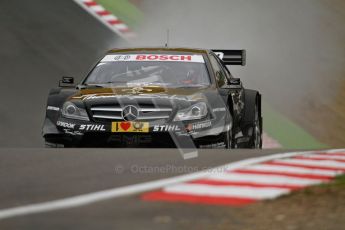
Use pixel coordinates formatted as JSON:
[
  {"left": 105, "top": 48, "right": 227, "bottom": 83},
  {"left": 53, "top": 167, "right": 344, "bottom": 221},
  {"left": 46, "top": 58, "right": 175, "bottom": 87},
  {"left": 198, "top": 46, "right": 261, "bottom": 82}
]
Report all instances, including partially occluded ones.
[{"left": 42, "top": 48, "right": 262, "bottom": 148}]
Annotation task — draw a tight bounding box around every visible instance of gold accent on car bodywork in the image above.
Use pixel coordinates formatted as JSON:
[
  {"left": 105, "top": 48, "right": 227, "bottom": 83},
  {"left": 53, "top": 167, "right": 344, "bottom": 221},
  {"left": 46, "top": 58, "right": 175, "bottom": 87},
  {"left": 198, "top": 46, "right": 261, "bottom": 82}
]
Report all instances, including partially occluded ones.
[{"left": 71, "top": 86, "right": 209, "bottom": 101}]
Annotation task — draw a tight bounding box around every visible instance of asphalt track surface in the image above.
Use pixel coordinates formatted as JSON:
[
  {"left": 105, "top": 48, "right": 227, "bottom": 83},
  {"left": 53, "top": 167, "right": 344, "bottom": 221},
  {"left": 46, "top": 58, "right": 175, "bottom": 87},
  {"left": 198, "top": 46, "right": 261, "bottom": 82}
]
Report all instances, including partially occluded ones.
[
  {"left": 0, "top": 0, "right": 121, "bottom": 147},
  {"left": 0, "top": 148, "right": 290, "bottom": 229}
]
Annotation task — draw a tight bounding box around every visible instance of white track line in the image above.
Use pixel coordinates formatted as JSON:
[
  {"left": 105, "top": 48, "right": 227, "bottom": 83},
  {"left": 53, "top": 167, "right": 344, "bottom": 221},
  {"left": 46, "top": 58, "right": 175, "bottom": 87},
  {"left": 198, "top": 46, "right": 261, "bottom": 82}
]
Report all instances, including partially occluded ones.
[
  {"left": 274, "top": 158, "right": 345, "bottom": 168},
  {"left": 326, "top": 149, "right": 345, "bottom": 153},
  {"left": 0, "top": 149, "right": 344, "bottom": 220},
  {"left": 300, "top": 154, "right": 345, "bottom": 160},
  {"left": 242, "top": 164, "right": 340, "bottom": 176},
  {"left": 206, "top": 173, "right": 323, "bottom": 186},
  {"left": 163, "top": 184, "right": 290, "bottom": 200},
  {"left": 89, "top": 5, "right": 104, "bottom": 12}
]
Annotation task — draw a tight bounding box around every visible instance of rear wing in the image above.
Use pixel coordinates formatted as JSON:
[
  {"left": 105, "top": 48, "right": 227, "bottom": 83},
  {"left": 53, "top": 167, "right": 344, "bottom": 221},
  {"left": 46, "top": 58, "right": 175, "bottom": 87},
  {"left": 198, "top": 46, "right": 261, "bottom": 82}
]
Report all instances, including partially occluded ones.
[{"left": 212, "top": 50, "right": 246, "bottom": 66}]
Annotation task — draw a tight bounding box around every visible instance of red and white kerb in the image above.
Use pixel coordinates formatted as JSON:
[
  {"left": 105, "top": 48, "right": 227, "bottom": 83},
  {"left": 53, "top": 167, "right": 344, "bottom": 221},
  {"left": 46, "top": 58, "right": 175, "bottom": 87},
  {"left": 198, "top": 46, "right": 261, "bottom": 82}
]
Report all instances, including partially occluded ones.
[
  {"left": 101, "top": 54, "right": 205, "bottom": 63},
  {"left": 142, "top": 150, "right": 345, "bottom": 206},
  {"left": 73, "top": 0, "right": 135, "bottom": 39}
]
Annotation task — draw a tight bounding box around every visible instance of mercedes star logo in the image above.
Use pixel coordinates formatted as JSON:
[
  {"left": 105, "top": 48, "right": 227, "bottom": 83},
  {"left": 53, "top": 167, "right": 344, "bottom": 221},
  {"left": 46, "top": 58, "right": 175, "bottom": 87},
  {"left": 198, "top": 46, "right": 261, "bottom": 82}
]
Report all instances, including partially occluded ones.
[
  {"left": 122, "top": 105, "right": 139, "bottom": 121},
  {"left": 121, "top": 87, "right": 153, "bottom": 94}
]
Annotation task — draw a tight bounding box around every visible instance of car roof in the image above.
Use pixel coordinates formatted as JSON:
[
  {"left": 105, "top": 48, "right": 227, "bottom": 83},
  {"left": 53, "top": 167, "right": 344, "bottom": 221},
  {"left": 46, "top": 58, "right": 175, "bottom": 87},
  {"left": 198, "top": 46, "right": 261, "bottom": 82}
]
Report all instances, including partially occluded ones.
[{"left": 107, "top": 47, "right": 209, "bottom": 54}]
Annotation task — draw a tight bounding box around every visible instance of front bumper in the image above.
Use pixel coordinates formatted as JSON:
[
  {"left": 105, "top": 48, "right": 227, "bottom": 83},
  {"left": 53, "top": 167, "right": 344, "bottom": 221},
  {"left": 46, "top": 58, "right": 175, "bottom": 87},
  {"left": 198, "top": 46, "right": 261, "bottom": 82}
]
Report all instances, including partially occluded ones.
[{"left": 45, "top": 116, "right": 231, "bottom": 148}]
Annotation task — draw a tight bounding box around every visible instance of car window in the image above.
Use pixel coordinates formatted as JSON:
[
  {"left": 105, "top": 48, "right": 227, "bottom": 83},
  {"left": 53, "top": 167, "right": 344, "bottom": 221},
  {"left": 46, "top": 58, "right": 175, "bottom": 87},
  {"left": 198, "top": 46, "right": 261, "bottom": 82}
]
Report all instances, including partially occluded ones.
[
  {"left": 209, "top": 54, "right": 228, "bottom": 87},
  {"left": 85, "top": 54, "right": 211, "bottom": 88},
  {"left": 214, "top": 54, "right": 233, "bottom": 79}
]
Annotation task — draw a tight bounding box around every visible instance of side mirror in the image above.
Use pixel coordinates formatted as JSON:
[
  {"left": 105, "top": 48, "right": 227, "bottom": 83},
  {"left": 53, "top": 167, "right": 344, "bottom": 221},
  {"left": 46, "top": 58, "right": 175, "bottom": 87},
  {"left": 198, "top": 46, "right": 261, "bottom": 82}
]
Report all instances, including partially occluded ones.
[
  {"left": 59, "top": 76, "right": 75, "bottom": 87},
  {"left": 228, "top": 78, "right": 242, "bottom": 89}
]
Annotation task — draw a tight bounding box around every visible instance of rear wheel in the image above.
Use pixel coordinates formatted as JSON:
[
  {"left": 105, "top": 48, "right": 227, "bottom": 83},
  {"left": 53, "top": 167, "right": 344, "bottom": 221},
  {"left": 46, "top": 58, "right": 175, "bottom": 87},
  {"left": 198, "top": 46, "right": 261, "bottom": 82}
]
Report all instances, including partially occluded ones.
[
  {"left": 240, "top": 89, "right": 262, "bottom": 149},
  {"left": 251, "top": 103, "right": 262, "bottom": 148}
]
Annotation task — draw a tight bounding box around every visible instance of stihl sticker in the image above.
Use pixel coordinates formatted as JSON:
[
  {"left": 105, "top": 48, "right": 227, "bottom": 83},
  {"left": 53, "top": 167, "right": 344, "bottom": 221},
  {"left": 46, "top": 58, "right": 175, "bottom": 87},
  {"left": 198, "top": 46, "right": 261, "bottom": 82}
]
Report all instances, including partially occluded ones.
[{"left": 101, "top": 54, "right": 205, "bottom": 63}]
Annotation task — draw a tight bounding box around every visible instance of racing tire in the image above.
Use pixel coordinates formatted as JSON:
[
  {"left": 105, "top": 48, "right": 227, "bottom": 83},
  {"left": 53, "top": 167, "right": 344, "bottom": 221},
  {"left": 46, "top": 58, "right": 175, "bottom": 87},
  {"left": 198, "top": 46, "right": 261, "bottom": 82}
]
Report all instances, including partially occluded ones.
[
  {"left": 225, "top": 129, "right": 233, "bottom": 149},
  {"left": 241, "top": 89, "right": 262, "bottom": 149},
  {"left": 195, "top": 129, "right": 232, "bottom": 149},
  {"left": 250, "top": 103, "right": 262, "bottom": 148}
]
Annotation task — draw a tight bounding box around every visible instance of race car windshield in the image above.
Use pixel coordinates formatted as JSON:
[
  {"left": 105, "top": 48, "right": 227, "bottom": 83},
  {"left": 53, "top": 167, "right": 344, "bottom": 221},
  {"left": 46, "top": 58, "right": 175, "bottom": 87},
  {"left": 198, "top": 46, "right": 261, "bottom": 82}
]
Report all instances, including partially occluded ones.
[{"left": 84, "top": 54, "right": 210, "bottom": 88}]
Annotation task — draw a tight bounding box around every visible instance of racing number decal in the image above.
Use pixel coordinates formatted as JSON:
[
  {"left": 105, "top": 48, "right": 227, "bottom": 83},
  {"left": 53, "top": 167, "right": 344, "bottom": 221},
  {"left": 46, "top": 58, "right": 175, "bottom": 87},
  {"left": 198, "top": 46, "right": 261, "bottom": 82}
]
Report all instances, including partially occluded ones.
[{"left": 111, "top": 122, "right": 149, "bottom": 133}]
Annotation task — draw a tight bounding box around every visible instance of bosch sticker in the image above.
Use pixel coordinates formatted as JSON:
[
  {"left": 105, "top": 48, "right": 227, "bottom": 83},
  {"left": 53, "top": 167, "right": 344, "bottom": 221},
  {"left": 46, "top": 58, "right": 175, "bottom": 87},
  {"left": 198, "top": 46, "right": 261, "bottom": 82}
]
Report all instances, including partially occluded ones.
[{"left": 101, "top": 54, "right": 205, "bottom": 63}]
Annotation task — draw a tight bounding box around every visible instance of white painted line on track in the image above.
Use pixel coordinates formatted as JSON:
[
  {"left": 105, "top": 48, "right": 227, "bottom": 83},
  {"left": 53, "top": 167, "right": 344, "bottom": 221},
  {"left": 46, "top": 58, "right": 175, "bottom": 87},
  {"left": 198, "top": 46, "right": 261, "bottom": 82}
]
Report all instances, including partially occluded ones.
[
  {"left": 326, "top": 149, "right": 345, "bottom": 153},
  {"left": 241, "top": 164, "right": 340, "bottom": 176},
  {"left": 206, "top": 173, "right": 323, "bottom": 186},
  {"left": 300, "top": 154, "right": 345, "bottom": 160},
  {"left": 163, "top": 184, "right": 290, "bottom": 200},
  {"left": 274, "top": 158, "right": 345, "bottom": 168},
  {"left": 0, "top": 149, "right": 344, "bottom": 220}
]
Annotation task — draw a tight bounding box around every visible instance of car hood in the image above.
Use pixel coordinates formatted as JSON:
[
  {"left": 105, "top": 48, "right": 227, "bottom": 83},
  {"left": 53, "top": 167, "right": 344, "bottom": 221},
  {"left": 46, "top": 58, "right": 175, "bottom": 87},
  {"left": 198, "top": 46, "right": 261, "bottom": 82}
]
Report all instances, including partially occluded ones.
[{"left": 70, "top": 86, "right": 212, "bottom": 102}]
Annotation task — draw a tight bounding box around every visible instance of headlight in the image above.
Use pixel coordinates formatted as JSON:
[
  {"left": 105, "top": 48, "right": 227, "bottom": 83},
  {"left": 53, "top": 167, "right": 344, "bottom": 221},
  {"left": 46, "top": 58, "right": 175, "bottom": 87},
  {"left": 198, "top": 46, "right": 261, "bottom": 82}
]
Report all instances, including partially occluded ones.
[
  {"left": 61, "top": 101, "right": 89, "bottom": 121},
  {"left": 173, "top": 102, "right": 208, "bottom": 121}
]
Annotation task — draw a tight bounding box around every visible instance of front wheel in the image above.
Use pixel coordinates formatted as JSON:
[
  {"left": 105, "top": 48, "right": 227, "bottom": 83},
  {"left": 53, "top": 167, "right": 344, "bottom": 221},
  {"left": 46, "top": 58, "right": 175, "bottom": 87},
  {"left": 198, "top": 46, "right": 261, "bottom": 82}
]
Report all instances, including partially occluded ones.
[
  {"left": 225, "top": 129, "right": 233, "bottom": 149},
  {"left": 195, "top": 129, "right": 232, "bottom": 149},
  {"left": 45, "top": 141, "right": 64, "bottom": 148}
]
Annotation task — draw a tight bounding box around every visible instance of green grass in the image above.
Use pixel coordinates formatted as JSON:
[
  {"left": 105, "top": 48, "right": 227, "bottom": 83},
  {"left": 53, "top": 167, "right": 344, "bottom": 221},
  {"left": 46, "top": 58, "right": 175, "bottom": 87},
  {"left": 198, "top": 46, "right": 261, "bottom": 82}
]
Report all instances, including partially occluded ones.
[
  {"left": 95, "top": 0, "right": 143, "bottom": 28},
  {"left": 324, "top": 174, "right": 345, "bottom": 187},
  {"left": 263, "top": 102, "right": 328, "bottom": 149},
  {"left": 301, "top": 174, "right": 345, "bottom": 196}
]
